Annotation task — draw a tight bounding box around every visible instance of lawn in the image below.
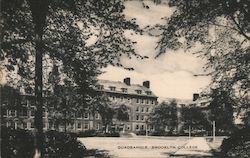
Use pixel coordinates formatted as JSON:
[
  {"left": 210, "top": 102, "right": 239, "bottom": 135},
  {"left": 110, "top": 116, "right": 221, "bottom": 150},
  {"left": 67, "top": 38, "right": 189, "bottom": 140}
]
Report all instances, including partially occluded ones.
[{"left": 78, "top": 136, "right": 224, "bottom": 158}]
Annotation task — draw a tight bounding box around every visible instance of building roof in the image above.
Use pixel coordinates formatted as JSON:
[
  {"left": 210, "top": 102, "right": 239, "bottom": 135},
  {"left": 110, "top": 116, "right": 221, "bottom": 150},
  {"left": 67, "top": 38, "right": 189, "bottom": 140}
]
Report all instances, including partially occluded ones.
[
  {"left": 96, "top": 79, "right": 157, "bottom": 98},
  {"left": 161, "top": 97, "right": 210, "bottom": 107}
]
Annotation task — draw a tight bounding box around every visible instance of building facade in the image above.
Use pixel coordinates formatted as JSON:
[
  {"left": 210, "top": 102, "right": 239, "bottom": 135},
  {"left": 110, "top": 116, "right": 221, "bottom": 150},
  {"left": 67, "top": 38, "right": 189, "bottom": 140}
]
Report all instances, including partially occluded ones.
[
  {"left": 1, "top": 77, "right": 158, "bottom": 133},
  {"left": 95, "top": 78, "right": 158, "bottom": 132}
]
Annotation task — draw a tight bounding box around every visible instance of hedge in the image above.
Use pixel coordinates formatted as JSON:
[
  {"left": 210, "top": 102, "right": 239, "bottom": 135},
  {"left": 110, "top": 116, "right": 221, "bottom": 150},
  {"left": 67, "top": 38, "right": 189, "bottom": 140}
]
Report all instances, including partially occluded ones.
[{"left": 1, "top": 126, "right": 86, "bottom": 158}]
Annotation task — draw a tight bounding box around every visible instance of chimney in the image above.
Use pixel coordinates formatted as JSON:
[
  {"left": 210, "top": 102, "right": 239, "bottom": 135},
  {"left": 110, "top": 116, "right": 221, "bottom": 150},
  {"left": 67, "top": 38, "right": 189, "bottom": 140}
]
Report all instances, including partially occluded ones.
[
  {"left": 124, "top": 77, "right": 131, "bottom": 86},
  {"left": 193, "top": 93, "right": 199, "bottom": 101},
  {"left": 143, "top": 81, "right": 150, "bottom": 88}
]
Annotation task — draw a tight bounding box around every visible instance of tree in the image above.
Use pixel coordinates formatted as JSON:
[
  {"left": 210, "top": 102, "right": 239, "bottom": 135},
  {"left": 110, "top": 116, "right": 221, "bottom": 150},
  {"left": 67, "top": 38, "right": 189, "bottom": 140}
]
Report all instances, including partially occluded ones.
[
  {"left": 1, "top": 0, "right": 142, "bottom": 156},
  {"left": 149, "top": 100, "right": 178, "bottom": 134},
  {"left": 0, "top": 85, "right": 21, "bottom": 127},
  {"left": 154, "top": 0, "right": 249, "bottom": 125},
  {"left": 208, "top": 88, "right": 235, "bottom": 133},
  {"left": 114, "top": 104, "right": 129, "bottom": 132},
  {"left": 114, "top": 104, "right": 129, "bottom": 122},
  {"left": 89, "top": 94, "right": 114, "bottom": 133},
  {"left": 181, "top": 106, "right": 210, "bottom": 134}
]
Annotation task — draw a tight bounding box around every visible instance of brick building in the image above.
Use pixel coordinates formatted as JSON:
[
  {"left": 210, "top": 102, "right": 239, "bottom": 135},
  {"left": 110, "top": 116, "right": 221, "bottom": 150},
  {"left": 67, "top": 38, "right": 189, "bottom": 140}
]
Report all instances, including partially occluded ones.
[
  {"left": 95, "top": 78, "right": 158, "bottom": 132},
  {"left": 1, "top": 77, "right": 158, "bottom": 133}
]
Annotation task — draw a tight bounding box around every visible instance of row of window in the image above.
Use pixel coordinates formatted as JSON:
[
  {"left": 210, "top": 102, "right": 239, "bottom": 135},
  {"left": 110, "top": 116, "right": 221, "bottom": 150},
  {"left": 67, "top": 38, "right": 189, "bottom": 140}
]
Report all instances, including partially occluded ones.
[
  {"left": 110, "top": 96, "right": 132, "bottom": 102},
  {"left": 6, "top": 121, "right": 101, "bottom": 131},
  {"left": 135, "top": 115, "right": 147, "bottom": 121},
  {"left": 97, "top": 85, "right": 152, "bottom": 95},
  {"left": 109, "top": 96, "right": 155, "bottom": 105},
  {"left": 135, "top": 124, "right": 154, "bottom": 131},
  {"left": 136, "top": 98, "right": 155, "bottom": 105},
  {"left": 136, "top": 107, "right": 150, "bottom": 113},
  {"left": 135, "top": 124, "right": 145, "bottom": 130},
  {"left": 2, "top": 109, "right": 36, "bottom": 117},
  {"left": 2, "top": 110, "right": 100, "bottom": 120}
]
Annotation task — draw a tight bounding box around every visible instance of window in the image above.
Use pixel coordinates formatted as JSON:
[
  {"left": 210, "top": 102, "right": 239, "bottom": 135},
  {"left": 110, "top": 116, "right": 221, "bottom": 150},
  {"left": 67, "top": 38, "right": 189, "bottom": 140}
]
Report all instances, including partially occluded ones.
[
  {"left": 127, "top": 125, "right": 131, "bottom": 130},
  {"left": 8, "top": 122, "right": 15, "bottom": 128},
  {"left": 127, "top": 97, "right": 131, "bottom": 102},
  {"left": 141, "top": 107, "right": 144, "bottom": 113},
  {"left": 97, "top": 85, "right": 104, "bottom": 90},
  {"left": 30, "top": 108, "right": 35, "bottom": 117},
  {"left": 146, "top": 107, "right": 149, "bottom": 113},
  {"left": 110, "top": 86, "right": 116, "bottom": 91},
  {"left": 136, "top": 125, "right": 139, "bottom": 130},
  {"left": 95, "top": 123, "right": 100, "bottom": 130},
  {"left": 146, "top": 91, "right": 152, "bottom": 95},
  {"left": 43, "top": 123, "right": 47, "bottom": 128},
  {"left": 151, "top": 100, "right": 154, "bottom": 105},
  {"left": 141, "top": 99, "right": 144, "bottom": 104},
  {"left": 43, "top": 109, "right": 46, "bottom": 117},
  {"left": 2, "top": 109, "right": 7, "bottom": 116},
  {"left": 121, "top": 88, "right": 128, "bottom": 93},
  {"left": 77, "top": 122, "right": 82, "bottom": 129},
  {"left": 146, "top": 99, "right": 149, "bottom": 104},
  {"left": 141, "top": 125, "right": 144, "bottom": 130},
  {"left": 136, "top": 115, "right": 139, "bottom": 120},
  {"left": 112, "top": 96, "right": 116, "bottom": 100},
  {"left": 23, "top": 123, "right": 27, "bottom": 129},
  {"left": 136, "top": 107, "right": 139, "bottom": 112},
  {"left": 95, "top": 113, "right": 100, "bottom": 119},
  {"left": 136, "top": 90, "right": 142, "bottom": 94},
  {"left": 84, "top": 113, "right": 89, "bottom": 119},
  {"left": 84, "top": 123, "right": 89, "bottom": 130},
  {"left": 30, "top": 122, "right": 34, "bottom": 128},
  {"left": 9, "top": 110, "right": 16, "bottom": 117},
  {"left": 136, "top": 98, "right": 139, "bottom": 104},
  {"left": 141, "top": 115, "right": 144, "bottom": 121}
]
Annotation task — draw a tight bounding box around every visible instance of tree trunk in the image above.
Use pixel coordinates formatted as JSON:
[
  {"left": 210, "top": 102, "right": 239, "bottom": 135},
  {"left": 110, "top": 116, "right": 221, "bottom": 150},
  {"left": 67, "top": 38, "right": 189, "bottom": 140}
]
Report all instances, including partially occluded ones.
[
  {"left": 64, "top": 110, "right": 67, "bottom": 132},
  {"left": 34, "top": 34, "right": 44, "bottom": 158}
]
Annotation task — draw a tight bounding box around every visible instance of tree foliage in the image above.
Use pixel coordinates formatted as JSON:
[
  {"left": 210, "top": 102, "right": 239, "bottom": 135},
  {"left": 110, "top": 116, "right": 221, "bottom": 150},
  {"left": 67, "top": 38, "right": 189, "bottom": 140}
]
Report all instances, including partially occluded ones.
[
  {"left": 90, "top": 94, "right": 115, "bottom": 132},
  {"left": 149, "top": 100, "right": 178, "bottom": 133},
  {"left": 156, "top": 0, "right": 250, "bottom": 118},
  {"left": 1, "top": 0, "right": 142, "bottom": 91},
  {"left": 181, "top": 106, "right": 210, "bottom": 131},
  {"left": 208, "top": 88, "right": 235, "bottom": 132},
  {"left": 114, "top": 104, "right": 129, "bottom": 122}
]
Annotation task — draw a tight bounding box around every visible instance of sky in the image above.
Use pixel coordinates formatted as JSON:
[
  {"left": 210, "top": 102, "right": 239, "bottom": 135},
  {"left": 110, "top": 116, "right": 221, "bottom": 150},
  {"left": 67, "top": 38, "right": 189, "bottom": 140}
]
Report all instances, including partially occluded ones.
[
  {"left": 0, "top": 1, "right": 211, "bottom": 100},
  {"left": 98, "top": 1, "right": 211, "bottom": 100}
]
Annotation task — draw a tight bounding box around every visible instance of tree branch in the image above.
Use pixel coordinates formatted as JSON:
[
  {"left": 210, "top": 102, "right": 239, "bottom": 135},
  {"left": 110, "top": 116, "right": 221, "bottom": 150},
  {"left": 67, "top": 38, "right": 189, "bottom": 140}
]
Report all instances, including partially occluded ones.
[{"left": 229, "top": 15, "right": 250, "bottom": 41}]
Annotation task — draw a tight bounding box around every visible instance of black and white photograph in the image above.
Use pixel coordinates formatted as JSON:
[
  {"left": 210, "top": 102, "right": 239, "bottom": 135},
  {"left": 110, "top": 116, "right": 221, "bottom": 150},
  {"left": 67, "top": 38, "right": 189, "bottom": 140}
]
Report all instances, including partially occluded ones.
[{"left": 1, "top": 0, "right": 249, "bottom": 157}]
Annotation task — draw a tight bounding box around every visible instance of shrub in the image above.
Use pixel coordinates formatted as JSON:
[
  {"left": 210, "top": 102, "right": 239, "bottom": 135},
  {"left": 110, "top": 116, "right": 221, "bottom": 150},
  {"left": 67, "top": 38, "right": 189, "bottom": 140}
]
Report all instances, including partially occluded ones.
[
  {"left": 77, "top": 130, "right": 97, "bottom": 137},
  {"left": 96, "top": 131, "right": 120, "bottom": 137},
  {"left": 220, "top": 126, "right": 250, "bottom": 157},
  {"left": 1, "top": 126, "right": 35, "bottom": 158},
  {"left": 149, "top": 130, "right": 166, "bottom": 136},
  {"left": 1, "top": 127, "right": 86, "bottom": 158},
  {"left": 136, "top": 130, "right": 146, "bottom": 136},
  {"left": 44, "top": 130, "right": 86, "bottom": 158}
]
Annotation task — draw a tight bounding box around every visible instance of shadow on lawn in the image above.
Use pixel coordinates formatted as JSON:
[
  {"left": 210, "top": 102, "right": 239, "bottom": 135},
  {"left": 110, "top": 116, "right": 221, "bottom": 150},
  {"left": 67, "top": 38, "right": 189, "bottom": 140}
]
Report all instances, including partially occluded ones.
[
  {"left": 84, "top": 149, "right": 112, "bottom": 158},
  {"left": 165, "top": 150, "right": 224, "bottom": 158}
]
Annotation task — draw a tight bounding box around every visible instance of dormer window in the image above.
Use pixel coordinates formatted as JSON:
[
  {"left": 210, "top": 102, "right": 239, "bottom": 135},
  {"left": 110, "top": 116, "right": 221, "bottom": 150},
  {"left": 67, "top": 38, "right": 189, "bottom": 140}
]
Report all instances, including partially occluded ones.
[
  {"left": 146, "top": 91, "right": 152, "bottom": 95},
  {"left": 136, "top": 90, "right": 142, "bottom": 94},
  {"left": 121, "top": 88, "right": 128, "bottom": 93},
  {"left": 110, "top": 86, "right": 116, "bottom": 91},
  {"left": 97, "top": 85, "right": 104, "bottom": 90}
]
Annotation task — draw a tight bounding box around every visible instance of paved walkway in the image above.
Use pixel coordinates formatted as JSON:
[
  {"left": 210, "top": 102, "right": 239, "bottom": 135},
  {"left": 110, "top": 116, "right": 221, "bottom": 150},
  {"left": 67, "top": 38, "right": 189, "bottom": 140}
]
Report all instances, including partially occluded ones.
[{"left": 173, "top": 137, "right": 212, "bottom": 156}]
